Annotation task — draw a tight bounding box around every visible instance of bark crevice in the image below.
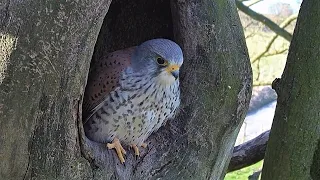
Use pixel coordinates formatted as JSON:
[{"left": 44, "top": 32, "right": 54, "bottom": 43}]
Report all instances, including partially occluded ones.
[
  {"left": 0, "top": 0, "right": 10, "bottom": 29},
  {"left": 23, "top": 137, "right": 32, "bottom": 180},
  {"left": 311, "top": 139, "right": 320, "bottom": 179}
]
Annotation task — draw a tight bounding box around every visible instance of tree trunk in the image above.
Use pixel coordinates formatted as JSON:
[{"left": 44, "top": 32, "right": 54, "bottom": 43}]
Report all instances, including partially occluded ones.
[
  {"left": 261, "top": 1, "right": 320, "bottom": 179},
  {"left": 0, "top": 0, "right": 252, "bottom": 180},
  {"left": 0, "top": 1, "right": 112, "bottom": 179}
]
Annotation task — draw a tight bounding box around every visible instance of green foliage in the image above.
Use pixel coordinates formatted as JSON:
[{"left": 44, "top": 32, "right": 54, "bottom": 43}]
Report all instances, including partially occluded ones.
[{"left": 225, "top": 161, "right": 263, "bottom": 180}]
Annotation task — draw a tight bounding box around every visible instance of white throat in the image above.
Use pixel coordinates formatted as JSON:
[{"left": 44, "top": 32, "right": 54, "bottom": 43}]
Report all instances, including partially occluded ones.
[{"left": 157, "top": 71, "right": 177, "bottom": 86}]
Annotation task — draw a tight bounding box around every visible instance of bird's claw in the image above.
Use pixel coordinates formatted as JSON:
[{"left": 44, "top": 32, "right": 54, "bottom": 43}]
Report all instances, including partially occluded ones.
[
  {"left": 131, "top": 144, "right": 140, "bottom": 156},
  {"left": 130, "top": 143, "right": 148, "bottom": 159},
  {"left": 141, "top": 143, "right": 147, "bottom": 148},
  {"left": 107, "top": 138, "right": 126, "bottom": 164},
  {"left": 108, "top": 140, "right": 148, "bottom": 164}
]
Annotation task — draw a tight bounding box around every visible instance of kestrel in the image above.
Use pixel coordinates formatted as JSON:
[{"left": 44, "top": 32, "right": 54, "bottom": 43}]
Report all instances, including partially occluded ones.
[{"left": 83, "top": 39, "right": 183, "bottom": 164}]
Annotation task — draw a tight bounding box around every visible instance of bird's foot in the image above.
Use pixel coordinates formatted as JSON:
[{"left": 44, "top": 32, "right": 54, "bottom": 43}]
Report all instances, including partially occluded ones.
[
  {"left": 130, "top": 143, "right": 148, "bottom": 157},
  {"left": 141, "top": 143, "right": 147, "bottom": 148},
  {"left": 107, "top": 138, "right": 126, "bottom": 164}
]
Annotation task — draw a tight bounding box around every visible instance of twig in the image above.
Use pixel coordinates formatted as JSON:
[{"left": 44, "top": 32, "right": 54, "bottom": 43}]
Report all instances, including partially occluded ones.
[
  {"left": 264, "top": 48, "right": 288, "bottom": 57},
  {"left": 247, "top": 0, "right": 263, "bottom": 7},
  {"left": 253, "top": 82, "right": 272, "bottom": 87},
  {"left": 245, "top": 31, "right": 256, "bottom": 39},
  {"left": 251, "top": 14, "right": 298, "bottom": 64},
  {"left": 236, "top": 1, "right": 294, "bottom": 41},
  {"left": 256, "top": 58, "right": 261, "bottom": 81},
  {"left": 244, "top": 21, "right": 254, "bottom": 30}
]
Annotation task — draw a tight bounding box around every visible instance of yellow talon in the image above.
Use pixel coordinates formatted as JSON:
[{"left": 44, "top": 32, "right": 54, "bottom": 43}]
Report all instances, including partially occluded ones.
[
  {"left": 132, "top": 144, "right": 140, "bottom": 156},
  {"left": 107, "top": 138, "right": 126, "bottom": 164},
  {"left": 141, "top": 143, "right": 147, "bottom": 148},
  {"left": 130, "top": 143, "right": 148, "bottom": 157}
]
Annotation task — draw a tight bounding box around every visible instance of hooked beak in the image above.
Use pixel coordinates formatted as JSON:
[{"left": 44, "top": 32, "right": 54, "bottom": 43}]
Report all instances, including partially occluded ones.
[
  {"left": 166, "top": 64, "right": 180, "bottom": 80},
  {"left": 171, "top": 70, "right": 179, "bottom": 80}
]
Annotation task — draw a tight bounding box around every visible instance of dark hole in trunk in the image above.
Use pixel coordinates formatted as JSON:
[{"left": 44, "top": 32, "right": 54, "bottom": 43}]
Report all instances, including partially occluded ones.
[{"left": 80, "top": 0, "right": 175, "bottom": 168}]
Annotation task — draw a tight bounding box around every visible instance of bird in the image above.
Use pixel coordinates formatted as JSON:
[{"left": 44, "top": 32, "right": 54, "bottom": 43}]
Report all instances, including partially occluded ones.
[{"left": 83, "top": 39, "right": 183, "bottom": 164}]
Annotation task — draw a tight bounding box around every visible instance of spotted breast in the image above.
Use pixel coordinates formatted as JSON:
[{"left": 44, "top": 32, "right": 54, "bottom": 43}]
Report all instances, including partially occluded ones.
[
  {"left": 83, "top": 39, "right": 183, "bottom": 163},
  {"left": 84, "top": 67, "right": 180, "bottom": 146}
]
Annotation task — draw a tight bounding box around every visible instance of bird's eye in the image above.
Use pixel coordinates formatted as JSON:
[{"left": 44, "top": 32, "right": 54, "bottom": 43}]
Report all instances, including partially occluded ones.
[{"left": 156, "top": 57, "right": 168, "bottom": 66}]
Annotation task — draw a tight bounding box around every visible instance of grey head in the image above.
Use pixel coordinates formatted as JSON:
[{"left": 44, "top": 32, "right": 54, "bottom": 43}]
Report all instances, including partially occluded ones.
[{"left": 130, "top": 39, "right": 183, "bottom": 85}]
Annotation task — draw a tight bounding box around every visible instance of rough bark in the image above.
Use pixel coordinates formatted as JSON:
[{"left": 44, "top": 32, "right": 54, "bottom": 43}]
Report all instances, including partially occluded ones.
[
  {"left": 0, "top": 0, "right": 252, "bottom": 180},
  {"left": 0, "top": 1, "right": 112, "bottom": 179},
  {"left": 261, "top": 1, "right": 320, "bottom": 179},
  {"left": 228, "top": 130, "right": 269, "bottom": 172}
]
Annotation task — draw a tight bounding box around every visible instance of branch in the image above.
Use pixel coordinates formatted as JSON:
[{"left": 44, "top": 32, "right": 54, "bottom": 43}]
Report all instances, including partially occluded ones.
[
  {"left": 227, "top": 130, "right": 270, "bottom": 172},
  {"left": 251, "top": 14, "right": 298, "bottom": 64},
  {"left": 244, "top": 21, "right": 254, "bottom": 30},
  {"left": 236, "top": 0, "right": 293, "bottom": 41},
  {"left": 253, "top": 82, "right": 272, "bottom": 87},
  {"left": 247, "top": 0, "right": 263, "bottom": 7},
  {"left": 251, "top": 34, "right": 278, "bottom": 64},
  {"left": 263, "top": 48, "right": 288, "bottom": 57},
  {"left": 245, "top": 31, "right": 256, "bottom": 39}
]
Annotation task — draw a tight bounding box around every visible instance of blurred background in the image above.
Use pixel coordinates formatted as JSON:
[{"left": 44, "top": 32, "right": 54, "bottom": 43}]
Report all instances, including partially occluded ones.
[{"left": 226, "top": 0, "right": 302, "bottom": 179}]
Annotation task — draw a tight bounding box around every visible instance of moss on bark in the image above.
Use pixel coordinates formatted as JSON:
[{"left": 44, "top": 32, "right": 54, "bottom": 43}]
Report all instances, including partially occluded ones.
[{"left": 261, "top": 1, "right": 320, "bottom": 179}]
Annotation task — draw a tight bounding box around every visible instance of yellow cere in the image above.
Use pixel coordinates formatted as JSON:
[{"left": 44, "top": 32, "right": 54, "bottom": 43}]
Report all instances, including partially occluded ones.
[{"left": 166, "top": 64, "right": 180, "bottom": 73}]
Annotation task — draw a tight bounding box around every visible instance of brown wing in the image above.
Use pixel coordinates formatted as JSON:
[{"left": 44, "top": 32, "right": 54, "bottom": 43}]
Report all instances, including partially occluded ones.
[{"left": 82, "top": 47, "right": 135, "bottom": 120}]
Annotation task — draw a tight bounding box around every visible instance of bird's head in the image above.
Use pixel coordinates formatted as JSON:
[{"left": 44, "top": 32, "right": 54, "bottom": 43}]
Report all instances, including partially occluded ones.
[{"left": 131, "top": 39, "right": 183, "bottom": 86}]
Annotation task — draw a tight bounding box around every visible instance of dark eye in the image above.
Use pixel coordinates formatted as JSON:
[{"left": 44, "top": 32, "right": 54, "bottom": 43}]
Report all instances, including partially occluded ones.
[{"left": 156, "top": 57, "right": 167, "bottom": 66}]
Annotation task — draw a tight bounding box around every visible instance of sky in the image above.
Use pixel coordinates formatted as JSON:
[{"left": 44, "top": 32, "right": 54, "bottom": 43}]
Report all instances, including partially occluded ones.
[{"left": 247, "top": 0, "right": 302, "bottom": 14}]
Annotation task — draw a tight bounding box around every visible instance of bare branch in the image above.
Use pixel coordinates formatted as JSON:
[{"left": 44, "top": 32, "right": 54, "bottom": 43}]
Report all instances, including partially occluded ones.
[
  {"left": 253, "top": 82, "right": 272, "bottom": 86},
  {"left": 252, "top": 35, "right": 278, "bottom": 64},
  {"left": 247, "top": 0, "right": 263, "bottom": 7},
  {"left": 244, "top": 21, "right": 254, "bottom": 30},
  {"left": 251, "top": 14, "right": 298, "bottom": 64},
  {"left": 228, "top": 130, "right": 270, "bottom": 172},
  {"left": 280, "top": 14, "right": 299, "bottom": 27},
  {"left": 264, "top": 48, "right": 288, "bottom": 57},
  {"left": 256, "top": 58, "right": 261, "bottom": 81},
  {"left": 245, "top": 31, "right": 256, "bottom": 39},
  {"left": 236, "top": 1, "right": 293, "bottom": 41}
]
